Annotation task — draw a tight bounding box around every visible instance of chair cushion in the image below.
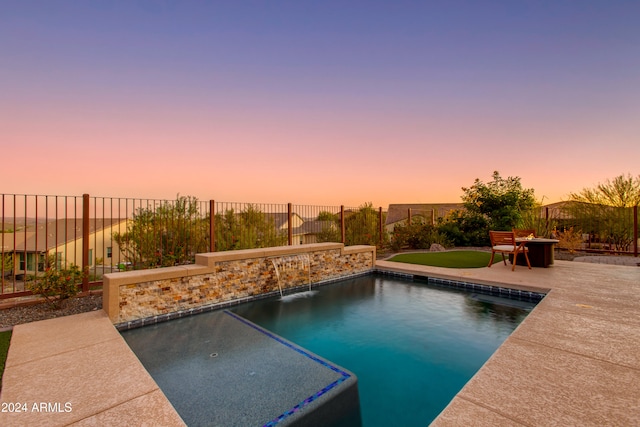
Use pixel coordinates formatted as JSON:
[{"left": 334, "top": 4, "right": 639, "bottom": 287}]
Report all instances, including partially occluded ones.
[{"left": 492, "top": 245, "right": 527, "bottom": 252}]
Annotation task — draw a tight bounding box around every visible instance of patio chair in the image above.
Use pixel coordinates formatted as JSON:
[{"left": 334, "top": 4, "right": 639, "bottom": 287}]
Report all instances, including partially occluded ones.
[{"left": 488, "top": 231, "right": 531, "bottom": 271}]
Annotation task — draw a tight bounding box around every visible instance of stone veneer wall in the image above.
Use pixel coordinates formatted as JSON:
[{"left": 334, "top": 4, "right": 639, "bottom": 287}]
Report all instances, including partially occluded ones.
[{"left": 103, "top": 243, "right": 375, "bottom": 324}]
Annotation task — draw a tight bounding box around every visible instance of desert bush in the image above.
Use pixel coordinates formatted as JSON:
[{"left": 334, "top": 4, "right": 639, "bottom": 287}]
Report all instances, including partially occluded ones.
[
  {"left": 556, "top": 227, "right": 584, "bottom": 254},
  {"left": 113, "top": 195, "right": 210, "bottom": 267},
  {"left": 27, "top": 262, "right": 84, "bottom": 309},
  {"left": 390, "top": 220, "right": 451, "bottom": 251}
]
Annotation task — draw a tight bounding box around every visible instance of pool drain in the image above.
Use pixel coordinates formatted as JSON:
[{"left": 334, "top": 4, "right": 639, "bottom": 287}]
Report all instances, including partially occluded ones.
[{"left": 209, "top": 352, "right": 218, "bottom": 358}]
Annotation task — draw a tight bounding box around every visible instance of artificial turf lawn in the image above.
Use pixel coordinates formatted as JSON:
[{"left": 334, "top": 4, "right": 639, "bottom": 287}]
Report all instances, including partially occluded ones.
[
  {"left": 388, "top": 250, "right": 501, "bottom": 268},
  {"left": 0, "top": 330, "right": 12, "bottom": 387}
]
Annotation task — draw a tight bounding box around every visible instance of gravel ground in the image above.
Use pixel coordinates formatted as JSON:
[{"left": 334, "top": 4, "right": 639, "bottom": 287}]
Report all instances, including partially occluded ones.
[{"left": 0, "top": 294, "right": 102, "bottom": 329}]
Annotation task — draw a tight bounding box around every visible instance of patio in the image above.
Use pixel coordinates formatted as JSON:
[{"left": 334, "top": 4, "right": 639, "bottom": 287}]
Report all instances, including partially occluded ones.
[{"left": 0, "top": 259, "right": 638, "bottom": 426}]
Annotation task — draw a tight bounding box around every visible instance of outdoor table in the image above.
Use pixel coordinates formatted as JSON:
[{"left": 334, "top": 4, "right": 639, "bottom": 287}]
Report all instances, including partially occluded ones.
[{"left": 514, "top": 237, "right": 560, "bottom": 268}]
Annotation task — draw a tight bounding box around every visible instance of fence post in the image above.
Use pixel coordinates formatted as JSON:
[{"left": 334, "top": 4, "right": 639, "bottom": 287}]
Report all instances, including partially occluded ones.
[
  {"left": 82, "top": 194, "right": 90, "bottom": 293},
  {"left": 210, "top": 200, "right": 215, "bottom": 252},
  {"left": 340, "top": 205, "right": 345, "bottom": 244},
  {"left": 408, "top": 208, "right": 412, "bottom": 226},
  {"left": 545, "top": 206, "right": 549, "bottom": 232},
  {"left": 378, "top": 207, "right": 383, "bottom": 245},
  {"left": 288, "top": 203, "right": 293, "bottom": 245},
  {"left": 634, "top": 205, "right": 638, "bottom": 257}
]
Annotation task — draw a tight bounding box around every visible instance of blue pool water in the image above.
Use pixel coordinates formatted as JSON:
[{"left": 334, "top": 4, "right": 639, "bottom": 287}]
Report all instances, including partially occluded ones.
[
  {"left": 232, "top": 275, "right": 534, "bottom": 426},
  {"left": 122, "top": 274, "right": 535, "bottom": 426}
]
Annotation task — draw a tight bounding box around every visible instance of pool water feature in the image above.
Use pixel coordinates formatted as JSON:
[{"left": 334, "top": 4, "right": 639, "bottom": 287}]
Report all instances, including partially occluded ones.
[
  {"left": 122, "top": 274, "right": 537, "bottom": 426},
  {"left": 271, "top": 254, "right": 312, "bottom": 297}
]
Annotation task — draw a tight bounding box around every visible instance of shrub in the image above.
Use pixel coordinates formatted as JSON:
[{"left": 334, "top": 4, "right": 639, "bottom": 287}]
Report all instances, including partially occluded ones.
[
  {"left": 27, "top": 263, "right": 83, "bottom": 309},
  {"left": 462, "top": 171, "right": 536, "bottom": 231},
  {"left": 436, "top": 210, "right": 490, "bottom": 247},
  {"left": 556, "top": 227, "right": 584, "bottom": 254},
  {"left": 316, "top": 224, "right": 341, "bottom": 243},
  {"left": 390, "top": 220, "right": 451, "bottom": 251},
  {"left": 390, "top": 222, "right": 410, "bottom": 251}
]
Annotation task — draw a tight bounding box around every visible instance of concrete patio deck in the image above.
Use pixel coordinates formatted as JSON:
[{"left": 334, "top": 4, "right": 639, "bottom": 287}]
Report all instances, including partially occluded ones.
[
  {"left": 1, "top": 259, "right": 638, "bottom": 426},
  {"left": 0, "top": 310, "right": 186, "bottom": 426}
]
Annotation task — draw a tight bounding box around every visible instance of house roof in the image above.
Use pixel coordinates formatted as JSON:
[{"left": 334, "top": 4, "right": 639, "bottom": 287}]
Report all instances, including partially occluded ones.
[
  {"left": 264, "top": 212, "right": 305, "bottom": 230},
  {"left": 295, "top": 220, "right": 335, "bottom": 235},
  {"left": 0, "top": 218, "right": 127, "bottom": 252},
  {"left": 385, "top": 203, "right": 462, "bottom": 225},
  {"left": 263, "top": 214, "right": 333, "bottom": 235},
  {"left": 538, "top": 201, "right": 630, "bottom": 220}
]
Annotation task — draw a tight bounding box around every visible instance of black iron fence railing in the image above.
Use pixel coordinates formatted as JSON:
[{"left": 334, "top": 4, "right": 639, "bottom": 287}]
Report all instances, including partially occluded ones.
[
  {"left": 529, "top": 203, "right": 639, "bottom": 256},
  {"left": 1, "top": 193, "right": 637, "bottom": 300},
  {"left": 0, "top": 194, "right": 387, "bottom": 299}
]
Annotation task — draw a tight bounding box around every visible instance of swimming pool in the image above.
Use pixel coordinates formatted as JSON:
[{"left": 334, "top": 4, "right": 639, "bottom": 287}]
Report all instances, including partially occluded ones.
[{"left": 122, "top": 274, "right": 538, "bottom": 426}]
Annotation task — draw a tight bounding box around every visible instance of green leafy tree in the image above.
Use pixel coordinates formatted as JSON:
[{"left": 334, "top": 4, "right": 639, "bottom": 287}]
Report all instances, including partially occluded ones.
[
  {"left": 462, "top": 171, "right": 536, "bottom": 231},
  {"left": 436, "top": 172, "right": 535, "bottom": 246},
  {"left": 214, "top": 204, "right": 287, "bottom": 251},
  {"left": 345, "top": 203, "right": 387, "bottom": 247},
  {"left": 113, "top": 195, "right": 209, "bottom": 268},
  {"left": 317, "top": 211, "right": 338, "bottom": 221},
  {"left": 569, "top": 173, "right": 640, "bottom": 207},
  {"left": 315, "top": 227, "right": 341, "bottom": 243},
  {"left": 214, "top": 208, "right": 242, "bottom": 250},
  {"left": 436, "top": 210, "right": 490, "bottom": 247},
  {"left": 315, "top": 204, "right": 387, "bottom": 247},
  {"left": 316, "top": 211, "right": 341, "bottom": 243}
]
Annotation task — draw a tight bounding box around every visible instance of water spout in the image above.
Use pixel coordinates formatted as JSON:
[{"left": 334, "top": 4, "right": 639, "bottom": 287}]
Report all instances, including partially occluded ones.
[{"left": 270, "top": 254, "right": 311, "bottom": 297}]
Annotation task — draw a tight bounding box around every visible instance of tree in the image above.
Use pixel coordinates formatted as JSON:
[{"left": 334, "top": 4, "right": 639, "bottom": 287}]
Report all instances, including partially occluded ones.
[
  {"left": 317, "top": 211, "right": 338, "bottom": 221},
  {"left": 461, "top": 171, "right": 536, "bottom": 231},
  {"left": 345, "top": 203, "right": 387, "bottom": 247},
  {"left": 436, "top": 209, "right": 489, "bottom": 247},
  {"left": 214, "top": 204, "right": 287, "bottom": 251},
  {"left": 569, "top": 174, "right": 640, "bottom": 207},
  {"left": 564, "top": 174, "right": 640, "bottom": 252},
  {"left": 315, "top": 211, "right": 341, "bottom": 243},
  {"left": 113, "top": 195, "right": 209, "bottom": 268},
  {"left": 315, "top": 204, "right": 387, "bottom": 247}
]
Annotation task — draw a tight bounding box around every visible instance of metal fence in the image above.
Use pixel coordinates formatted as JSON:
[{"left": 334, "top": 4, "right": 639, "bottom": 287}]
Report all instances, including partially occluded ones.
[
  {"left": 528, "top": 203, "right": 639, "bottom": 256},
  {"left": 0, "top": 194, "right": 386, "bottom": 299},
  {"left": 3, "top": 193, "right": 636, "bottom": 301}
]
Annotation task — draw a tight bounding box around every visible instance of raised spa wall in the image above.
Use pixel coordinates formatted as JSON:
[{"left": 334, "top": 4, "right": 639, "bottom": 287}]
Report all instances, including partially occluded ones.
[{"left": 103, "top": 243, "right": 376, "bottom": 325}]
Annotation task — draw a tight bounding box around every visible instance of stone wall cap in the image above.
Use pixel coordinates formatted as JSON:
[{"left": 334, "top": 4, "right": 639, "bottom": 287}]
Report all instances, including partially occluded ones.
[
  {"left": 104, "top": 266, "right": 191, "bottom": 287},
  {"left": 195, "top": 243, "right": 349, "bottom": 268},
  {"left": 342, "top": 245, "right": 376, "bottom": 253}
]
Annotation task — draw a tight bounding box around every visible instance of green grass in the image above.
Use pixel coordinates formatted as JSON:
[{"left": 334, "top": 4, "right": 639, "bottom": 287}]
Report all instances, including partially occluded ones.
[
  {"left": 0, "top": 330, "right": 12, "bottom": 387},
  {"left": 388, "top": 250, "right": 500, "bottom": 268}
]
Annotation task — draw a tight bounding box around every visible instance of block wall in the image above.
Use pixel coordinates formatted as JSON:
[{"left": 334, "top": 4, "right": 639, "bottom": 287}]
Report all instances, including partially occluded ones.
[{"left": 103, "top": 243, "right": 375, "bottom": 324}]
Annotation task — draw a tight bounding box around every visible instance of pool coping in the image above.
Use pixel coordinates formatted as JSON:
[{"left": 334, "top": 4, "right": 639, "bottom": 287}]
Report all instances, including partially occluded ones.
[{"left": 1, "top": 259, "right": 638, "bottom": 426}]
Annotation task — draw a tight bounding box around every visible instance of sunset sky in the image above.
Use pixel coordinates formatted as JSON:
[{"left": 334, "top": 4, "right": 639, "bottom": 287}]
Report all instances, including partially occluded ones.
[{"left": 2, "top": 1, "right": 639, "bottom": 208}]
